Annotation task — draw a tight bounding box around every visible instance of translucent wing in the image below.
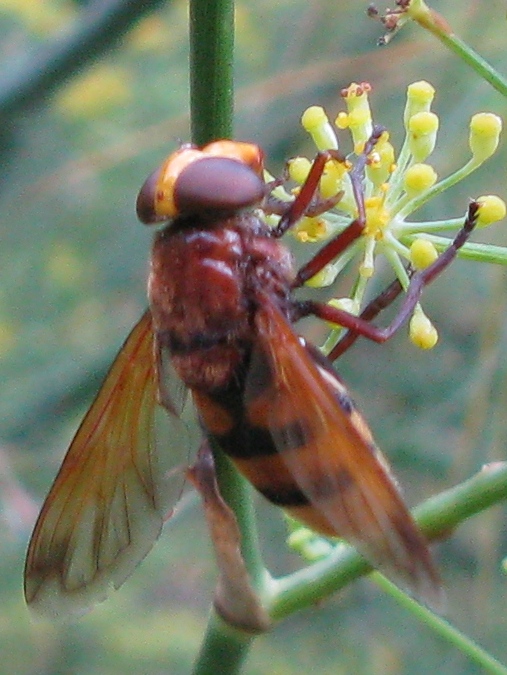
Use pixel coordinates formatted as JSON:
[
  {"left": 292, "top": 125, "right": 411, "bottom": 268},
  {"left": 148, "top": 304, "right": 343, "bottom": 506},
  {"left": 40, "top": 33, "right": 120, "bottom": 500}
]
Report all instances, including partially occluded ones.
[
  {"left": 248, "top": 299, "right": 442, "bottom": 607},
  {"left": 24, "top": 311, "right": 188, "bottom": 618}
]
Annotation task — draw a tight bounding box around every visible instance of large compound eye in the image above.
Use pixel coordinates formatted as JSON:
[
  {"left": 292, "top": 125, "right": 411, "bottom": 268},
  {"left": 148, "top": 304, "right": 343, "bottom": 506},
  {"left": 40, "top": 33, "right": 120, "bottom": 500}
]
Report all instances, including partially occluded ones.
[
  {"left": 136, "top": 145, "right": 202, "bottom": 225},
  {"left": 136, "top": 167, "right": 161, "bottom": 224},
  {"left": 173, "top": 157, "right": 265, "bottom": 216}
]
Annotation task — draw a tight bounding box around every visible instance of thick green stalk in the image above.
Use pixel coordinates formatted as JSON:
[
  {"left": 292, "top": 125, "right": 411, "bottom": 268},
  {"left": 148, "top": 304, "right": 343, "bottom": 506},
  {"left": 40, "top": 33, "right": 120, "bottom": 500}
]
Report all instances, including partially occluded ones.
[
  {"left": 210, "top": 449, "right": 266, "bottom": 594},
  {"left": 188, "top": 0, "right": 264, "bottom": 596},
  {"left": 189, "top": 1, "right": 263, "bottom": 672},
  {"left": 193, "top": 610, "right": 255, "bottom": 675},
  {"left": 189, "top": 0, "right": 234, "bottom": 144}
]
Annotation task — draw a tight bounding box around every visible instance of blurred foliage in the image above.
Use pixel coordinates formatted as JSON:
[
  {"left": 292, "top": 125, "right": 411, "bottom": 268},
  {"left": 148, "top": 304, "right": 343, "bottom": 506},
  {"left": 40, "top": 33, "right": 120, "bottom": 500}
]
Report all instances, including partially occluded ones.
[{"left": 1, "top": 0, "right": 507, "bottom": 673}]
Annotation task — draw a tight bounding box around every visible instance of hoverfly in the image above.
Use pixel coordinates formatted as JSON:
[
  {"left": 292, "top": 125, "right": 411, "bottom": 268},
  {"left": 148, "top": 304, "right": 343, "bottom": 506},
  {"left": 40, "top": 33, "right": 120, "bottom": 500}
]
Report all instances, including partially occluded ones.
[{"left": 25, "top": 134, "right": 479, "bottom": 617}]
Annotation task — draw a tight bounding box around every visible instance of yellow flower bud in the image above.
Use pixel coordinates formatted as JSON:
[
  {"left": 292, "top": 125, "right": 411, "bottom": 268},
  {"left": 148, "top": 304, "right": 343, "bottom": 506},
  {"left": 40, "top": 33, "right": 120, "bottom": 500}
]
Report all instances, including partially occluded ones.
[
  {"left": 366, "top": 135, "right": 395, "bottom": 187},
  {"left": 335, "top": 111, "right": 349, "bottom": 129},
  {"left": 404, "top": 81, "right": 435, "bottom": 127},
  {"left": 410, "top": 238, "right": 438, "bottom": 269},
  {"left": 476, "top": 195, "right": 506, "bottom": 227},
  {"left": 403, "top": 163, "right": 438, "bottom": 197},
  {"left": 301, "top": 106, "right": 338, "bottom": 150},
  {"left": 408, "top": 112, "right": 439, "bottom": 161},
  {"left": 289, "top": 156, "right": 346, "bottom": 198},
  {"left": 319, "top": 163, "right": 346, "bottom": 199},
  {"left": 302, "top": 106, "right": 328, "bottom": 131},
  {"left": 409, "top": 309, "right": 438, "bottom": 349},
  {"left": 409, "top": 111, "right": 439, "bottom": 134},
  {"left": 339, "top": 82, "right": 373, "bottom": 153},
  {"left": 469, "top": 113, "right": 502, "bottom": 163},
  {"left": 288, "top": 157, "right": 311, "bottom": 184},
  {"left": 341, "top": 81, "right": 372, "bottom": 105}
]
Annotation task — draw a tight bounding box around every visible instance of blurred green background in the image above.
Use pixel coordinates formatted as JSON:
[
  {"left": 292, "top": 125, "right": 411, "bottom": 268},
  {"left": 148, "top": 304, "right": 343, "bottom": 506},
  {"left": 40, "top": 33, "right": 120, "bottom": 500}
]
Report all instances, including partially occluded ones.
[{"left": 1, "top": 0, "right": 507, "bottom": 673}]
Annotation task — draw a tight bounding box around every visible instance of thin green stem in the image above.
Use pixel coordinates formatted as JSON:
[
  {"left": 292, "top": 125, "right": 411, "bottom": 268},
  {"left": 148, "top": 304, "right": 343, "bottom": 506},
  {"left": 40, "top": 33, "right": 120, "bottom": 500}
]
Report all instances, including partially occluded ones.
[
  {"left": 373, "top": 574, "right": 507, "bottom": 675},
  {"left": 395, "top": 159, "right": 478, "bottom": 221},
  {"left": 423, "top": 30, "right": 507, "bottom": 99},
  {"left": 407, "top": 0, "right": 507, "bottom": 98},
  {"left": 401, "top": 234, "right": 507, "bottom": 265},
  {"left": 189, "top": 0, "right": 234, "bottom": 144},
  {"left": 399, "top": 218, "right": 468, "bottom": 234},
  {"left": 268, "top": 462, "right": 507, "bottom": 620},
  {"left": 382, "top": 238, "right": 411, "bottom": 283}
]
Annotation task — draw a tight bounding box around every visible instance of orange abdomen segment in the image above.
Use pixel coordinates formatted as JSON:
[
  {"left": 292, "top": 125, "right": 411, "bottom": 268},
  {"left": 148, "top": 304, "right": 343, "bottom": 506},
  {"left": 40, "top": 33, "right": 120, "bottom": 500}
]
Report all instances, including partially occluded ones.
[{"left": 192, "top": 383, "right": 348, "bottom": 538}]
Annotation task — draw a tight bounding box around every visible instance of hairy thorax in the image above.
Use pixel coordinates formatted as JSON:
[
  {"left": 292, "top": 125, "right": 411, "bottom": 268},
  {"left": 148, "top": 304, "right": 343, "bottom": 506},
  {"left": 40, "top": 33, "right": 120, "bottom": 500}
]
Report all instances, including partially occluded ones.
[{"left": 148, "top": 213, "right": 294, "bottom": 391}]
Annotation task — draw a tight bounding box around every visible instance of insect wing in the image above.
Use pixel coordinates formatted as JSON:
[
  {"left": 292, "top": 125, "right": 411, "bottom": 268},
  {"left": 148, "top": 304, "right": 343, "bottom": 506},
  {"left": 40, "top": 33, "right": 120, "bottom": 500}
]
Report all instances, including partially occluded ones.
[
  {"left": 155, "top": 333, "right": 189, "bottom": 416},
  {"left": 248, "top": 299, "right": 442, "bottom": 607},
  {"left": 24, "top": 311, "right": 188, "bottom": 618}
]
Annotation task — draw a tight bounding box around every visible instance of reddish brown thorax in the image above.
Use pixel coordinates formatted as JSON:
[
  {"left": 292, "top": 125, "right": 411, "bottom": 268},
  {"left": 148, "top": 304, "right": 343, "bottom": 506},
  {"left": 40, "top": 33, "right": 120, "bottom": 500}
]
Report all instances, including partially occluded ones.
[
  {"left": 139, "top": 141, "right": 295, "bottom": 391},
  {"left": 149, "top": 216, "right": 294, "bottom": 390}
]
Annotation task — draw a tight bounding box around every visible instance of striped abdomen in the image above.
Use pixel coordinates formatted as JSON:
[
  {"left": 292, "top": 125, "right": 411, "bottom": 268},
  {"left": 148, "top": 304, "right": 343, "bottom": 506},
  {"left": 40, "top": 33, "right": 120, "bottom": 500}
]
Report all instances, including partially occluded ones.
[{"left": 192, "top": 338, "right": 373, "bottom": 537}]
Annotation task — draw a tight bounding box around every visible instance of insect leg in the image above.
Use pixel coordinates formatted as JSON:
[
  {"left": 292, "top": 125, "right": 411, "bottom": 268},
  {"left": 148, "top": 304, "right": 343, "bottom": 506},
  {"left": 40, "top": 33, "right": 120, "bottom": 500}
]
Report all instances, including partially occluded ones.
[
  {"left": 293, "top": 217, "right": 365, "bottom": 287},
  {"left": 270, "top": 151, "right": 344, "bottom": 237},
  {"left": 272, "top": 126, "right": 385, "bottom": 243},
  {"left": 291, "top": 127, "right": 386, "bottom": 287},
  {"left": 328, "top": 278, "right": 404, "bottom": 359},
  {"left": 295, "top": 201, "right": 480, "bottom": 355}
]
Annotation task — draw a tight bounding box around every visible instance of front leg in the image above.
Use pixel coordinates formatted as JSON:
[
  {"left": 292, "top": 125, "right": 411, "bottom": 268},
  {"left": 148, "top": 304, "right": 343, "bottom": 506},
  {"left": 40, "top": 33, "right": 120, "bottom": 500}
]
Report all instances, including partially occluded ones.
[{"left": 267, "top": 126, "right": 385, "bottom": 242}]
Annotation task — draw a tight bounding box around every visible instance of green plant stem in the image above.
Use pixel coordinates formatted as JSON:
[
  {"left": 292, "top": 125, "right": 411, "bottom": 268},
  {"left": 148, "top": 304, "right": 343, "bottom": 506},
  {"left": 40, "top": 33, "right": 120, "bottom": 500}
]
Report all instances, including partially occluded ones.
[
  {"left": 268, "top": 462, "right": 507, "bottom": 620},
  {"left": 189, "top": 0, "right": 262, "bottom": 672},
  {"left": 193, "top": 609, "right": 255, "bottom": 675},
  {"left": 434, "top": 32, "right": 507, "bottom": 98},
  {"left": 188, "top": 0, "right": 264, "bottom": 604},
  {"left": 211, "top": 449, "right": 266, "bottom": 594},
  {"left": 373, "top": 574, "right": 507, "bottom": 675},
  {"left": 401, "top": 235, "right": 507, "bottom": 265},
  {"left": 395, "top": 159, "right": 479, "bottom": 221},
  {"left": 407, "top": 0, "right": 507, "bottom": 98},
  {"left": 0, "top": 0, "right": 168, "bottom": 123},
  {"left": 189, "top": 0, "right": 234, "bottom": 144}
]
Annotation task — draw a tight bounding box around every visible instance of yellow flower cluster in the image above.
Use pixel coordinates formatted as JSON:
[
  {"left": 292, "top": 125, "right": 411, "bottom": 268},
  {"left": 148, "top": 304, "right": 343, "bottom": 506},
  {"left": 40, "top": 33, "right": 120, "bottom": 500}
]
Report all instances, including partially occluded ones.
[{"left": 282, "top": 81, "right": 504, "bottom": 350}]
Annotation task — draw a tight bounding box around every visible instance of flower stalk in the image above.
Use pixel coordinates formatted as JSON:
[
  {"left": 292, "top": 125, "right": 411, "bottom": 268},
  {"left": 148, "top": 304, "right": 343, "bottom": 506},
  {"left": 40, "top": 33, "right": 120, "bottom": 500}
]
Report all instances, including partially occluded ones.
[{"left": 370, "top": 0, "right": 507, "bottom": 98}]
